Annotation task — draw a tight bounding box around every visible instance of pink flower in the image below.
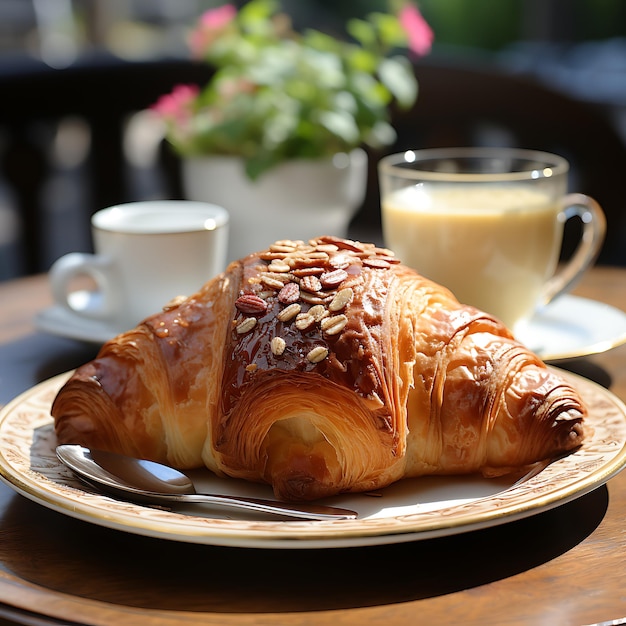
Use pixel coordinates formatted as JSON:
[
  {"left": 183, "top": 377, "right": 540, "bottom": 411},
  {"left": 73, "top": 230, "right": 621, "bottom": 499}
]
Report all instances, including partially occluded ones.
[
  {"left": 399, "top": 5, "right": 434, "bottom": 57},
  {"left": 200, "top": 4, "right": 237, "bottom": 29},
  {"left": 189, "top": 4, "right": 237, "bottom": 57},
  {"left": 151, "top": 84, "right": 199, "bottom": 123}
]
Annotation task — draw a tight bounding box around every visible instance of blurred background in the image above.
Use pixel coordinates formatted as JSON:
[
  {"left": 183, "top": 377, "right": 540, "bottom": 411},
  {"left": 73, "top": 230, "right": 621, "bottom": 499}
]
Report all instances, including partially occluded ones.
[{"left": 1, "top": 0, "right": 625, "bottom": 281}]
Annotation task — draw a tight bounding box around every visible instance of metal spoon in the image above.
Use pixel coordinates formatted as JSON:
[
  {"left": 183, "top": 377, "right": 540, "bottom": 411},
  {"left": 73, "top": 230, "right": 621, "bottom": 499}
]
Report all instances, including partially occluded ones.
[{"left": 56, "top": 444, "right": 358, "bottom": 521}]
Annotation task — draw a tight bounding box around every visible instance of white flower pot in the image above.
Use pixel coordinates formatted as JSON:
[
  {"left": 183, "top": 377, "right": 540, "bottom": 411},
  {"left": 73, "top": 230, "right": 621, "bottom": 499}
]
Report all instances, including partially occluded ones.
[{"left": 181, "top": 149, "right": 368, "bottom": 264}]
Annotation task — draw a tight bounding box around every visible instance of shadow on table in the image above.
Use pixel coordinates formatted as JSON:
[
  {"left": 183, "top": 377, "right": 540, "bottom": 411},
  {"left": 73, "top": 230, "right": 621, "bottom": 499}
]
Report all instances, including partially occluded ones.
[
  {"left": 0, "top": 479, "right": 608, "bottom": 613},
  {"left": 0, "top": 332, "right": 99, "bottom": 405}
]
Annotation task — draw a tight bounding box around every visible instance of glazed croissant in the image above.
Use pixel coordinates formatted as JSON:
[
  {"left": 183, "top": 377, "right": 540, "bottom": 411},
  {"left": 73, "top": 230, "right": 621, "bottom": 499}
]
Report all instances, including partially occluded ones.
[{"left": 52, "top": 236, "right": 586, "bottom": 501}]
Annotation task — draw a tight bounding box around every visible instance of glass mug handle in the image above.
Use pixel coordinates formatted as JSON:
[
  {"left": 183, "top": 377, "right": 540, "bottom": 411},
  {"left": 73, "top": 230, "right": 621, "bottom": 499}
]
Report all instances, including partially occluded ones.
[
  {"left": 49, "top": 252, "right": 122, "bottom": 320},
  {"left": 541, "top": 193, "right": 606, "bottom": 307}
]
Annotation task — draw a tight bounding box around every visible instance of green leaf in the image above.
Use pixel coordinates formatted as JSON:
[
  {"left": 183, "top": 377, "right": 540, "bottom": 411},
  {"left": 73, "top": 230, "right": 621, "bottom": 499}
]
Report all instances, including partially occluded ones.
[
  {"left": 333, "top": 90, "right": 358, "bottom": 115},
  {"left": 160, "top": 0, "right": 430, "bottom": 178},
  {"left": 346, "top": 18, "right": 376, "bottom": 47},
  {"left": 239, "top": 0, "right": 278, "bottom": 33},
  {"left": 345, "top": 47, "right": 377, "bottom": 73},
  {"left": 300, "top": 48, "right": 346, "bottom": 90},
  {"left": 377, "top": 56, "right": 417, "bottom": 108},
  {"left": 245, "top": 152, "right": 282, "bottom": 180},
  {"left": 349, "top": 71, "right": 390, "bottom": 107},
  {"left": 303, "top": 30, "right": 342, "bottom": 54},
  {"left": 318, "top": 110, "right": 360, "bottom": 145},
  {"left": 369, "top": 12, "right": 407, "bottom": 47}
]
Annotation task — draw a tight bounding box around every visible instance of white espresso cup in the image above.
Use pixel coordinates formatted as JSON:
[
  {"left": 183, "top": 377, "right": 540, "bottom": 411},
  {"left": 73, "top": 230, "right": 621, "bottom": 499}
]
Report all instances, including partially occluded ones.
[
  {"left": 49, "top": 200, "right": 229, "bottom": 331},
  {"left": 378, "top": 147, "right": 606, "bottom": 335}
]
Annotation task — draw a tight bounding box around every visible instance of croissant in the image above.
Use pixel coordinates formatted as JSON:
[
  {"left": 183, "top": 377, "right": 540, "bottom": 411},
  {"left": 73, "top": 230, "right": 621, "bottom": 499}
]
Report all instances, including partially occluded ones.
[{"left": 52, "top": 236, "right": 586, "bottom": 501}]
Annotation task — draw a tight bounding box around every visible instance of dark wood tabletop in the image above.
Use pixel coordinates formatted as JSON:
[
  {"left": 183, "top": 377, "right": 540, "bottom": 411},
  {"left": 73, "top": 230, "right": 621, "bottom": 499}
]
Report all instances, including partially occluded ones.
[{"left": 0, "top": 267, "right": 625, "bottom": 626}]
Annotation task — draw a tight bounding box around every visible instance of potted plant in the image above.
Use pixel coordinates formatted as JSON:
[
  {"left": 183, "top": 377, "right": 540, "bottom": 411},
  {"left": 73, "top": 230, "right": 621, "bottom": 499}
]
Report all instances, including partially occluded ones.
[{"left": 151, "top": 0, "right": 433, "bottom": 262}]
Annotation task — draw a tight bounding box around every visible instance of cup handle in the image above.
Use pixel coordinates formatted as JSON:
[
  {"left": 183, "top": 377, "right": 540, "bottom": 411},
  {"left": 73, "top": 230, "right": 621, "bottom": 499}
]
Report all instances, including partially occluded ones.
[
  {"left": 49, "top": 252, "right": 122, "bottom": 320},
  {"left": 541, "top": 193, "right": 606, "bottom": 307}
]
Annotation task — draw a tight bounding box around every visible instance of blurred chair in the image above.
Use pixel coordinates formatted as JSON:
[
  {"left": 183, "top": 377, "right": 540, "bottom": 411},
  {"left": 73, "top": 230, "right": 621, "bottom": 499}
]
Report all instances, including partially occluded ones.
[
  {"left": 0, "top": 53, "right": 213, "bottom": 278},
  {"left": 357, "top": 57, "right": 626, "bottom": 266},
  {"left": 1, "top": 53, "right": 625, "bottom": 279}
]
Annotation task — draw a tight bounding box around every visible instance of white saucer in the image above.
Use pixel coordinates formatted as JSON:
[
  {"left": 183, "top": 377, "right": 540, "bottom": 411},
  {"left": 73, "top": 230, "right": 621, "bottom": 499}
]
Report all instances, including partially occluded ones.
[
  {"left": 517, "top": 294, "right": 626, "bottom": 361},
  {"left": 35, "top": 292, "right": 626, "bottom": 360},
  {"left": 35, "top": 291, "right": 129, "bottom": 344}
]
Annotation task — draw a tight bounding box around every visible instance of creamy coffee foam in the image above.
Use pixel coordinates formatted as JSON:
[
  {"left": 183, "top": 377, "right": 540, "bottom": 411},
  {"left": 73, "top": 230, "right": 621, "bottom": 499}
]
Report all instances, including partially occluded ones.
[{"left": 382, "top": 185, "right": 562, "bottom": 329}]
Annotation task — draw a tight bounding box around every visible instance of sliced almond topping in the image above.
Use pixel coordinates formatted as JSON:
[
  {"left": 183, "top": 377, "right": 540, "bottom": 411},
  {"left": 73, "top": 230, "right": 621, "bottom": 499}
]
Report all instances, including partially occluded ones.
[
  {"left": 328, "top": 253, "right": 352, "bottom": 269},
  {"left": 260, "top": 274, "right": 285, "bottom": 290},
  {"left": 270, "top": 243, "right": 297, "bottom": 253},
  {"left": 267, "top": 272, "right": 294, "bottom": 283},
  {"left": 363, "top": 257, "right": 391, "bottom": 269},
  {"left": 327, "top": 238, "right": 364, "bottom": 252},
  {"left": 299, "top": 291, "right": 329, "bottom": 305},
  {"left": 329, "top": 287, "right": 353, "bottom": 311},
  {"left": 275, "top": 239, "right": 303, "bottom": 246},
  {"left": 308, "top": 304, "right": 329, "bottom": 322},
  {"left": 295, "top": 312, "right": 316, "bottom": 331},
  {"left": 277, "top": 303, "right": 301, "bottom": 321},
  {"left": 307, "top": 251, "right": 330, "bottom": 260},
  {"left": 268, "top": 260, "right": 291, "bottom": 273},
  {"left": 307, "top": 346, "right": 329, "bottom": 363},
  {"left": 315, "top": 243, "right": 339, "bottom": 253},
  {"left": 236, "top": 317, "right": 257, "bottom": 334},
  {"left": 320, "top": 268, "right": 348, "bottom": 289},
  {"left": 271, "top": 336, "right": 287, "bottom": 356},
  {"left": 371, "top": 246, "right": 395, "bottom": 257},
  {"left": 291, "top": 266, "right": 325, "bottom": 277},
  {"left": 288, "top": 255, "right": 329, "bottom": 269},
  {"left": 377, "top": 256, "right": 401, "bottom": 265},
  {"left": 295, "top": 244, "right": 316, "bottom": 254},
  {"left": 259, "top": 251, "right": 290, "bottom": 261},
  {"left": 321, "top": 314, "right": 348, "bottom": 335}
]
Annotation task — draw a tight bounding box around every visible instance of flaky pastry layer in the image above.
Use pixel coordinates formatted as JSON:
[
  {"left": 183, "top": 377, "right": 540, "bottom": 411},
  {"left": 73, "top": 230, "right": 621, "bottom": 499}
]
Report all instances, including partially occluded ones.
[{"left": 52, "top": 236, "right": 586, "bottom": 500}]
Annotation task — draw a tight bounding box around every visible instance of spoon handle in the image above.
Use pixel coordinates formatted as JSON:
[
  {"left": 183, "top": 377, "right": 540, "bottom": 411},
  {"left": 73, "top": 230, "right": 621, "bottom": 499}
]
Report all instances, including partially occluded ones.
[
  {"left": 57, "top": 444, "right": 358, "bottom": 521},
  {"left": 159, "top": 492, "right": 357, "bottom": 521},
  {"left": 76, "top": 475, "right": 357, "bottom": 520}
]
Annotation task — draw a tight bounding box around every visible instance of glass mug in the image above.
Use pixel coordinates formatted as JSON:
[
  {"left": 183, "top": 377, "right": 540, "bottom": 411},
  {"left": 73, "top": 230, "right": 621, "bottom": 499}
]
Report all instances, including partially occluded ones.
[
  {"left": 378, "top": 147, "right": 606, "bottom": 335},
  {"left": 49, "top": 200, "right": 229, "bottom": 332}
]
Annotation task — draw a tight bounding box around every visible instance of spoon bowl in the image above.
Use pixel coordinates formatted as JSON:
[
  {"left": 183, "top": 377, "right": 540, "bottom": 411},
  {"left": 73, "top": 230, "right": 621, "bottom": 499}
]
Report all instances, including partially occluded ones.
[{"left": 56, "top": 444, "right": 358, "bottom": 521}]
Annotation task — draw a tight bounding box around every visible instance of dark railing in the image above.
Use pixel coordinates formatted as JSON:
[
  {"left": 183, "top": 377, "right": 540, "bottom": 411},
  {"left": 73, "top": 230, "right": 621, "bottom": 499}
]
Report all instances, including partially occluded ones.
[{"left": 1, "top": 53, "right": 625, "bottom": 279}]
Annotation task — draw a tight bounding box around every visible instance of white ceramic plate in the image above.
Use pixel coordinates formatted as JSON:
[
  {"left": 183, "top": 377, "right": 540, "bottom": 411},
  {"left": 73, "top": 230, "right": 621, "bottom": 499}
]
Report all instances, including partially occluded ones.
[
  {"left": 517, "top": 294, "right": 626, "bottom": 361},
  {"left": 1, "top": 370, "right": 625, "bottom": 549},
  {"left": 35, "top": 294, "right": 626, "bottom": 362}
]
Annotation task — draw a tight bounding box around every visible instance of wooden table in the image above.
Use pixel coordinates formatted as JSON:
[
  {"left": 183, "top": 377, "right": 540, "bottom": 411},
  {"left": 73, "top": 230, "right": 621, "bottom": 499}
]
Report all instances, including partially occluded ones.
[{"left": 0, "top": 268, "right": 625, "bottom": 626}]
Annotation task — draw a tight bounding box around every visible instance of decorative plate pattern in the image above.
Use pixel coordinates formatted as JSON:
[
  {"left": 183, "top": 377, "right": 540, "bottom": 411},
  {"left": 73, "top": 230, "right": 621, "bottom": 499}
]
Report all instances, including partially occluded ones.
[{"left": 0, "top": 370, "right": 625, "bottom": 549}]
